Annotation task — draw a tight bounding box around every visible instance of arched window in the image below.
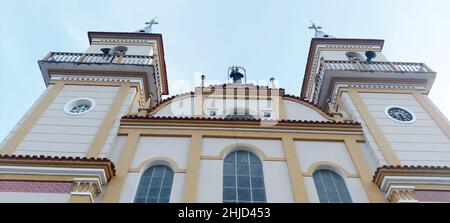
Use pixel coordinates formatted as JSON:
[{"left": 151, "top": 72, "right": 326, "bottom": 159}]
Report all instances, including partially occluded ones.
[
  {"left": 313, "top": 169, "right": 352, "bottom": 203},
  {"left": 223, "top": 150, "right": 266, "bottom": 203},
  {"left": 134, "top": 165, "right": 174, "bottom": 203}
]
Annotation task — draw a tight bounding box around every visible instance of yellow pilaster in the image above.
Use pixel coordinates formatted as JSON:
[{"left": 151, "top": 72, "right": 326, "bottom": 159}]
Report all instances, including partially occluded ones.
[
  {"left": 347, "top": 89, "right": 400, "bottom": 165},
  {"left": 344, "top": 139, "right": 386, "bottom": 203},
  {"left": 282, "top": 136, "right": 309, "bottom": 203},
  {"left": 86, "top": 83, "right": 131, "bottom": 158},
  {"left": 69, "top": 194, "right": 92, "bottom": 203},
  {"left": 413, "top": 92, "right": 450, "bottom": 139},
  {"left": 182, "top": 133, "right": 203, "bottom": 203},
  {"left": 1, "top": 82, "right": 65, "bottom": 154},
  {"left": 102, "top": 131, "right": 140, "bottom": 203}
]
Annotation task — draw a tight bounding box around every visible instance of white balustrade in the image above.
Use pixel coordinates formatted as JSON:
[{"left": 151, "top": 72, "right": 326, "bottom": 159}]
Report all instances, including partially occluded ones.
[
  {"left": 322, "top": 60, "right": 431, "bottom": 73},
  {"left": 45, "top": 52, "right": 153, "bottom": 66}
]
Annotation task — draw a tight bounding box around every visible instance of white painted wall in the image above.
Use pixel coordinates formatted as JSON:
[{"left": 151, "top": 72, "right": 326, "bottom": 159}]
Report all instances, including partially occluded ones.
[
  {"left": 319, "top": 50, "right": 388, "bottom": 62},
  {"left": 283, "top": 99, "right": 328, "bottom": 121},
  {"left": 196, "top": 159, "right": 293, "bottom": 203},
  {"left": 120, "top": 134, "right": 190, "bottom": 203},
  {"left": 198, "top": 138, "right": 293, "bottom": 202},
  {"left": 100, "top": 87, "right": 136, "bottom": 158},
  {"left": 0, "top": 192, "right": 70, "bottom": 203},
  {"left": 86, "top": 44, "right": 155, "bottom": 56},
  {"left": 130, "top": 136, "right": 190, "bottom": 169},
  {"left": 197, "top": 160, "right": 223, "bottom": 203},
  {"left": 295, "top": 140, "right": 370, "bottom": 202},
  {"left": 154, "top": 96, "right": 195, "bottom": 117},
  {"left": 341, "top": 92, "right": 387, "bottom": 166},
  {"left": 153, "top": 96, "right": 328, "bottom": 121},
  {"left": 8, "top": 85, "right": 136, "bottom": 158},
  {"left": 262, "top": 161, "right": 294, "bottom": 203},
  {"left": 0, "top": 86, "right": 51, "bottom": 148},
  {"left": 294, "top": 140, "right": 358, "bottom": 174},
  {"left": 359, "top": 92, "right": 450, "bottom": 166},
  {"left": 201, "top": 138, "right": 284, "bottom": 158}
]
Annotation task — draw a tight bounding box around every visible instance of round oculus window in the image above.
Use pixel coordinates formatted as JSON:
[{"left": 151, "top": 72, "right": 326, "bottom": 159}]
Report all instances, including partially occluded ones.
[
  {"left": 64, "top": 98, "right": 95, "bottom": 115},
  {"left": 385, "top": 106, "right": 415, "bottom": 123}
]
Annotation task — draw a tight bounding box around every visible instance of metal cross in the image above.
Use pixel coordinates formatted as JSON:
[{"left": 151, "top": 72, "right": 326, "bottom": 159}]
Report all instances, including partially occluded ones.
[
  {"left": 143, "top": 17, "right": 159, "bottom": 33},
  {"left": 308, "top": 21, "right": 322, "bottom": 33}
]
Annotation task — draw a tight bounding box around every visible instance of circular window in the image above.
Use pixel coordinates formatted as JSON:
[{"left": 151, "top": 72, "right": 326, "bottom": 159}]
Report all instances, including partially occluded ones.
[
  {"left": 385, "top": 106, "right": 415, "bottom": 123},
  {"left": 64, "top": 98, "right": 95, "bottom": 115}
]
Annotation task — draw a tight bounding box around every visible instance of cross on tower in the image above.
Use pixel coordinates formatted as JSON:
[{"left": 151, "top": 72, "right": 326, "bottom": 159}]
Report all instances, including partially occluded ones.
[
  {"left": 308, "top": 21, "right": 334, "bottom": 38},
  {"left": 141, "top": 17, "right": 159, "bottom": 33},
  {"left": 308, "top": 21, "right": 322, "bottom": 33}
]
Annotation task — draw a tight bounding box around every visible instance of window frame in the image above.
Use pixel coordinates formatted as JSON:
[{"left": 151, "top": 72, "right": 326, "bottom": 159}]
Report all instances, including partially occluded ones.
[
  {"left": 222, "top": 150, "right": 267, "bottom": 203},
  {"left": 64, "top": 98, "right": 96, "bottom": 115},
  {"left": 312, "top": 168, "right": 353, "bottom": 203},
  {"left": 133, "top": 165, "right": 174, "bottom": 203}
]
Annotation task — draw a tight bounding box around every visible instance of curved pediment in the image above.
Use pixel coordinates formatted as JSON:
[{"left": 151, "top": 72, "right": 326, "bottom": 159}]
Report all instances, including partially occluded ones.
[{"left": 145, "top": 89, "right": 335, "bottom": 122}]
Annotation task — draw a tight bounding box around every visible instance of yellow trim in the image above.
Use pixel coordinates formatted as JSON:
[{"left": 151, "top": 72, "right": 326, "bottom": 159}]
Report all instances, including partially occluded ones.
[
  {"left": 215, "top": 143, "right": 283, "bottom": 161},
  {"left": 346, "top": 89, "right": 400, "bottom": 165},
  {"left": 344, "top": 139, "right": 386, "bottom": 203},
  {"left": 200, "top": 156, "right": 286, "bottom": 162},
  {"left": 102, "top": 132, "right": 140, "bottom": 203},
  {"left": 276, "top": 96, "right": 288, "bottom": 120},
  {"left": 91, "top": 41, "right": 154, "bottom": 46},
  {"left": 282, "top": 136, "right": 309, "bottom": 203},
  {"left": 69, "top": 194, "right": 92, "bottom": 203},
  {"left": 412, "top": 184, "right": 450, "bottom": 191},
  {"left": 0, "top": 174, "right": 78, "bottom": 182},
  {"left": 86, "top": 83, "right": 131, "bottom": 157},
  {"left": 0, "top": 82, "right": 65, "bottom": 154},
  {"left": 182, "top": 133, "right": 203, "bottom": 203},
  {"left": 303, "top": 161, "right": 359, "bottom": 178},
  {"left": 120, "top": 128, "right": 365, "bottom": 142},
  {"left": 413, "top": 92, "right": 450, "bottom": 139},
  {"left": 129, "top": 157, "right": 186, "bottom": 173}
]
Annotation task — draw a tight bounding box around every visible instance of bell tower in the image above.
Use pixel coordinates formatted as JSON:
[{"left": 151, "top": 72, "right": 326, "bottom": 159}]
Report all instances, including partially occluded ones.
[
  {"left": 301, "top": 26, "right": 450, "bottom": 200},
  {"left": 0, "top": 24, "right": 169, "bottom": 159}
]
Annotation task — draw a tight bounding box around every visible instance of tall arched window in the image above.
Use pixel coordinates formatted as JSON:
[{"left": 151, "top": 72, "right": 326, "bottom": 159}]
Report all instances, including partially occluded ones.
[
  {"left": 313, "top": 169, "right": 352, "bottom": 203},
  {"left": 134, "top": 165, "right": 174, "bottom": 203},
  {"left": 223, "top": 150, "right": 266, "bottom": 203}
]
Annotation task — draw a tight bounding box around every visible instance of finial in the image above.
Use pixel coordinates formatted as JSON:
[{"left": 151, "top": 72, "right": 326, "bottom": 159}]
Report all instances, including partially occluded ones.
[
  {"left": 269, "top": 77, "right": 275, "bottom": 88},
  {"left": 308, "top": 21, "right": 335, "bottom": 38},
  {"left": 201, "top": 75, "right": 206, "bottom": 87},
  {"left": 136, "top": 17, "right": 159, "bottom": 33}
]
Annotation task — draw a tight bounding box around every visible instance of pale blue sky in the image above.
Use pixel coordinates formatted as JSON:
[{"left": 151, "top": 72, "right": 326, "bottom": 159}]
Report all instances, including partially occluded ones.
[{"left": 1, "top": 0, "right": 449, "bottom": 140}]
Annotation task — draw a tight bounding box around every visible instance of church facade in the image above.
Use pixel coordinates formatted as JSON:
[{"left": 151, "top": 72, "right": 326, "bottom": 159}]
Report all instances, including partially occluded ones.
[{"left": 0, "top": 28, "right": 449, "bottom": 203}]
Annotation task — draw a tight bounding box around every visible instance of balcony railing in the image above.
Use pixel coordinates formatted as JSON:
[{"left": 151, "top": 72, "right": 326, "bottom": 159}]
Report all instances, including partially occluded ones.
[
  {"left": 322, "top": 60, "right": 433, "bottom": 73},
  {"left": 312, "top": 60, "right": 434, "bottom": 104},
  {"left": 43, "top": 52, "right": 154, "bottom": 66}
]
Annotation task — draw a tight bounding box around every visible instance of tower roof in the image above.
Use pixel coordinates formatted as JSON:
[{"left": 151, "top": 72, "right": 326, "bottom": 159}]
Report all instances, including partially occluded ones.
[
  {"left": 87, "top": 31, "right": 169, "bottom": 95},
  {"left": 300, "top": 38, "right": 385, "bottom": 99}
]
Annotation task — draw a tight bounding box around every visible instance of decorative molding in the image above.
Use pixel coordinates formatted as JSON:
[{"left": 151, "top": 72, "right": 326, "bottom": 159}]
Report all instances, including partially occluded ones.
[
  {"left": 386, "top": 185, "right": 418, "bottom": 203},
  {"left": 71, "top": 178, "right": 102, "bottom": 203},
  {"left": 0, "top": 166, "right": 109, "bottom": 185},
  {"left": 120, "top": 125, "right": 363, "bottom": 135}
]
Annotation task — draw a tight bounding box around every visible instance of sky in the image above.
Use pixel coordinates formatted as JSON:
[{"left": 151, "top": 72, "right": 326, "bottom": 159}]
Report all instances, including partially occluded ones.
[{"left": 0, "top": 0, "right": 449, "bottom": 141}]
